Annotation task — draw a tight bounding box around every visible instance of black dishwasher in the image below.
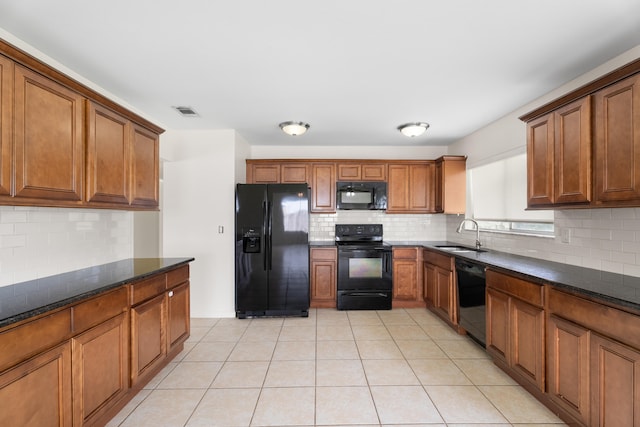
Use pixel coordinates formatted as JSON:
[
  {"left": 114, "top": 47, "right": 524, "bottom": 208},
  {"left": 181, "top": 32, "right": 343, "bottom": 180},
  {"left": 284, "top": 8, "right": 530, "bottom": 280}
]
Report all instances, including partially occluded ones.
[{"left": 455, "top": 258, "right": 486, "bottom": 347}]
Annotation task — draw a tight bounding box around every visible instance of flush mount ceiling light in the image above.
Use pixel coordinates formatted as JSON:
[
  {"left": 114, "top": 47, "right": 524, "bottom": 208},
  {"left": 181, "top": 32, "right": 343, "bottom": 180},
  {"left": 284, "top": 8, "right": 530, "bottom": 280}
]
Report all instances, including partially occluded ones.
[
  {"left": 397, "top": 122, "right": 430, "bottom": 137},
  {"left": 279, "top": 121, "right": 310, "bottom": 136}
]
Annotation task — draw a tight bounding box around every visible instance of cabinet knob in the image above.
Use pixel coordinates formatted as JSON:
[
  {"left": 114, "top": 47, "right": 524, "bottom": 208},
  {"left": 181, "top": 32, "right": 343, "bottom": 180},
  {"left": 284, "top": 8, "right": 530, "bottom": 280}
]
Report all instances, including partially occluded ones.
[{"left": 168, "top": 291, "right": 174, "bottom": 297}]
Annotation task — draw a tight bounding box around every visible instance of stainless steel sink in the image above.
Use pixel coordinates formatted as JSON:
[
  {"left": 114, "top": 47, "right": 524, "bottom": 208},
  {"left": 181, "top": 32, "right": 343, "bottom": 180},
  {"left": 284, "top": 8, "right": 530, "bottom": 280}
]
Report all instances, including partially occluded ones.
[{"left": 435, "top": 245, "right": 486, "bottom": 253}]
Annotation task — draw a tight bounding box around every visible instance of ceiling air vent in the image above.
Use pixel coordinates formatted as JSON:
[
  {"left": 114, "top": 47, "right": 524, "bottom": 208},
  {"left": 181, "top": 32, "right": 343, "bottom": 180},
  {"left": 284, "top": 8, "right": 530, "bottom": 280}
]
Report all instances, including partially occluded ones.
[{"left": 172, "top": 106, "right": 200, "bottom": 117}]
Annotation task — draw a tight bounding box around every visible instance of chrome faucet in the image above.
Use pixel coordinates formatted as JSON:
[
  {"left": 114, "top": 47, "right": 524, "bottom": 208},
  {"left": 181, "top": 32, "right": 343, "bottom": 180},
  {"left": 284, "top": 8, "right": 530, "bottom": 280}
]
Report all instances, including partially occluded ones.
[{"left": 456, "top": 218, "right": 482, "bottom": 250}]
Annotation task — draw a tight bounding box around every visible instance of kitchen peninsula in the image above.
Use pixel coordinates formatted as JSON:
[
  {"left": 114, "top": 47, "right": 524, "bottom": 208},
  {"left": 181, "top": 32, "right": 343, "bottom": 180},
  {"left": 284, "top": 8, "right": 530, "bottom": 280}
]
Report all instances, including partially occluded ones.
[{"left": 0, "top": 257, "right": 194, "bottom": 427}]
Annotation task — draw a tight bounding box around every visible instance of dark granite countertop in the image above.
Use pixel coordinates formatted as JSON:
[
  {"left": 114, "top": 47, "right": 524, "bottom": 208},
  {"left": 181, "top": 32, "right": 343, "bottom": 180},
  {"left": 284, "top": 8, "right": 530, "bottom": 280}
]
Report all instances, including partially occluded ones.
[
  {"left": 394, "top": 240, "right": 640, "bottom": 313},
  {"left": 0, "top": 257, "right": 194, "bottom": 329}
]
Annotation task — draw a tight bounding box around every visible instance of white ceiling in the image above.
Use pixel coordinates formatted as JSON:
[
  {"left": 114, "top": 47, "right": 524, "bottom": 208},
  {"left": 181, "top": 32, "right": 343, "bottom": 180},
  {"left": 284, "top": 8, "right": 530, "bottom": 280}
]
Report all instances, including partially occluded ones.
[{"left": 0, "top": 0, "right": 639, "bottom": 146}]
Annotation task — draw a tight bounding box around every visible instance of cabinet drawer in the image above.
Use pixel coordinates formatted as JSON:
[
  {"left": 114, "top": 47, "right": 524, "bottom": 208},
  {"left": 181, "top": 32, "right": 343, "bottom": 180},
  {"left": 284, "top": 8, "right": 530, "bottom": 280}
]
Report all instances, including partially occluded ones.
[
  {"left": 72, "top": 287, "right": 128, "bottom": 333},
  {"left": 393, "top": 247, "right": 418, "bottom": 260},
  {"left": 130, "top": 274, "right": 166, "bottom": 306},
  {"left": 310, "top": 247, "right": 337, "bottom": 261},
  {"left": 167, "top": 265, "right": 189, "bottom": 289},
  {"left": 423, "top": 249, "right": 453, "bottom": 271},
  {"left": 0, "top": 309, "right": 72, "bottom": 371},
  {"left": 486, "top": 269, "right": 543, "bottom": 307}
]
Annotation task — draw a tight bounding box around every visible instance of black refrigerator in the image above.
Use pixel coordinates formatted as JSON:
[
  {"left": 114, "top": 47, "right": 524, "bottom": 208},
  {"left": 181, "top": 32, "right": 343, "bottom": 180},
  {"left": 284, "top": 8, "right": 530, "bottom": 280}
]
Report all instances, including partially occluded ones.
[{"left": 235, "top": 183, "right": 310, "bottom": 318}]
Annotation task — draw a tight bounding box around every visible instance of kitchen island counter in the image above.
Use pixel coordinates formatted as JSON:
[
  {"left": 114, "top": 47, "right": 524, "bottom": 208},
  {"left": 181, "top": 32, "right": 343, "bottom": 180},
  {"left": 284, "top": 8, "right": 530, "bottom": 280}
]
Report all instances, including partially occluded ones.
[{"left": 0, "top": 257, "right": 194, "bottom": 328}]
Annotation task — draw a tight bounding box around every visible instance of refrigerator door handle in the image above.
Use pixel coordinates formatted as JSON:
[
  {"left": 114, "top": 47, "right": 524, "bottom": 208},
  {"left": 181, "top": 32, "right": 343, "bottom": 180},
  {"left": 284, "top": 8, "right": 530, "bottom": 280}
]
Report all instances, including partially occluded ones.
[
  {"left": 267, "top": 201, "right": 273, "bottom": 270},
  {"left": 262, "top": 201, "right": 268, "bottom": 271}
]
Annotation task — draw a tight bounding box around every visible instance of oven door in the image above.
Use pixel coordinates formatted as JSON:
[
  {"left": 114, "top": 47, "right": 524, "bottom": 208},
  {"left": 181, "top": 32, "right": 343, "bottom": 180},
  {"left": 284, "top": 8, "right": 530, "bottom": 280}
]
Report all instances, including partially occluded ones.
[{"left": 337, "top": 246, "right": 392, "bottom": 291}]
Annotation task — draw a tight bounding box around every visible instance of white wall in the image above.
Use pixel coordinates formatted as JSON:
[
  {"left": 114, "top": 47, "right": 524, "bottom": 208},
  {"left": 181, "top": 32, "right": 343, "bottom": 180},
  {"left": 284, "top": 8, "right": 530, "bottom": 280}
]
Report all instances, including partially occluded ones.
[
  {"left": 447, "top": 44, "right": 640, "bottom": 277},
  {"left": 250, "top": 144, "right": 448, "bottom": 160},
  {"left": 161, "top": 129, "right": 240, "bottom": 317}
]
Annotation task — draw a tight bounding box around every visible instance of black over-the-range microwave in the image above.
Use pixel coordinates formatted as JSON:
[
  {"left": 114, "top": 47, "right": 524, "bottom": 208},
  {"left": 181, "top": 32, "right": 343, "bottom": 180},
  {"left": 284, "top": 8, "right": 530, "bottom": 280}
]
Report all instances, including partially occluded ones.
[{"left": 336, "top": 181, "right": 387, "bottom": 210}]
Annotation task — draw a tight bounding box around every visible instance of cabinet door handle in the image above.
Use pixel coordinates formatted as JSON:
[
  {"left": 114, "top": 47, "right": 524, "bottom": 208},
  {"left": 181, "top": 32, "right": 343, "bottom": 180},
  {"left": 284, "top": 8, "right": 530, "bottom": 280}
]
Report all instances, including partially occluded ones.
[{"left": 168, "top": 291, "right": 174, "bottom": 297}]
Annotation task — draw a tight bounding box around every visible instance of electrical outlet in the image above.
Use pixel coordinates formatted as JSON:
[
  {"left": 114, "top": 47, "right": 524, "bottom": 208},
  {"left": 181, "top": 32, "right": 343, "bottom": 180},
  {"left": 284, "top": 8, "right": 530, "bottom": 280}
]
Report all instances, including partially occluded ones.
[
  {"left": 560, "top": 228, "right": 571, "bottom": 243},
  {"left": 218, "top": 225, "right": 224, "bottom": 234}
]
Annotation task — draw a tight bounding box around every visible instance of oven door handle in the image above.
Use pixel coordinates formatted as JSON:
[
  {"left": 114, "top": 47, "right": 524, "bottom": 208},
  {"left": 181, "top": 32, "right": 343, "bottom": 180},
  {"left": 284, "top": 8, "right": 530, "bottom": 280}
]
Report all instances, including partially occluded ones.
[
  {"left": 343, "top": 292, "right": 389, "bottom": 297},
  {"left": 384, "top": 252, "right": 391, "bottom": 273}
]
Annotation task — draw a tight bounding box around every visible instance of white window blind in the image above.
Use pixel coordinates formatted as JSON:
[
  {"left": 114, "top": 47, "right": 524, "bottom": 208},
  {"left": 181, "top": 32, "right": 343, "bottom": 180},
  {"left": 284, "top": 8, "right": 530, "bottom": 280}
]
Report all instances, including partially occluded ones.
[{"left": 469, "top": 154, "right": 553, "bottom": 223}]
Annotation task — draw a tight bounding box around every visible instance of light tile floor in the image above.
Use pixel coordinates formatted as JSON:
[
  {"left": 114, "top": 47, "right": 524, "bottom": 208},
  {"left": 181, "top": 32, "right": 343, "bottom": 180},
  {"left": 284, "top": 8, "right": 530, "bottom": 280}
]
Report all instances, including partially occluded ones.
[{"left": 107, "top": 308, "right": 568, "bottom": 427}]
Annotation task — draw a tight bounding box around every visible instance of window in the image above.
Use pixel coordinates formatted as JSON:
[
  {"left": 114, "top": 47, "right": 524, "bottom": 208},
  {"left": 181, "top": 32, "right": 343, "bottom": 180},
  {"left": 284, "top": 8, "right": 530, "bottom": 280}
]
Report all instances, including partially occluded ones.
[{"left": 467, "top": 153, "right": 554, "bottom": 236}]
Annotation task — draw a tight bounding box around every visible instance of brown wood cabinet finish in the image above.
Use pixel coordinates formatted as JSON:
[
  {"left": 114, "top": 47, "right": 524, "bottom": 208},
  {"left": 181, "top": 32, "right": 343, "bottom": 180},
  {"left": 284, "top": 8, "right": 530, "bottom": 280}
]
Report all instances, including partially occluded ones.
[
  {"left": 0, "top": 342, "right": 72, "bottom": 427},
  {"left": 71, "top": 311, "right": 129, "bottom": 427},
  {"left": 387, "top": 162, "right": 435, "bottom": 213},
  {"left": 0, "top": 54, "right": 11, "bottom": 196},
  {"left": 392, "top": 247, "right": 424, "bottom": 307},
  {"left": 130, "top": 292, "right": 166, "bottom": 386},
  {"left": 310, "top": 247, "right": 337, "bottom": 308},
  {"left": 13, "top": 64, "right": 84, "bottom": 203},
  {"left": 130, "top": 123, "right": 159, "bottom": 208},
  {"left": 86, "top": 102, "right": 130, "bottom": 205},
  {"left": 526, "top": 113, "right": 555, "bottom": 207},
  {"left": 337, "top": 162, "right": 386, "bottom": 181},
  {"left": 434, "top": 156, "right": 466, "bottom": 213},
  {"left": 167, "top": 281, "right": 190, "bottom": 353},
  {"left": 311, "top": 163, "right": 336, "bottom": 213},
  {"left": 422, "top": 249, "right": 456, "bottom": 326},
  {"left": 281, "top": 163, "right": 309, "bottom": 183},
  {"left": 486, "top": 270, "right": 545, "bottom": 392},
  {"left": 594, "top": 73, "right": 640, "bottom": 205},
  {"left": 248, "top": 163, "right": 280, "bottom": 183},
  {"left": 546, "top": 287, "right": 640, "bottom": 426}
]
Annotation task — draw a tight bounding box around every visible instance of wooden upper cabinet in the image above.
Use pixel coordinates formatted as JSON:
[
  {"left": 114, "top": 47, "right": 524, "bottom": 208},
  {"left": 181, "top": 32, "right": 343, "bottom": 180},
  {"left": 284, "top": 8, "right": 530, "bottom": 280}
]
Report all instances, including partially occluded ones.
[
  {"left": 554, "top": 97, "right": 592, "bottom": 205},
  {"left": 13, "top": 64, "right": 84, "bottom": 203},
  {"left": 594, "top": 73, "right": 640, "bottom": 205},
  {"left": 435, "top": 156, "right": 466, "bottom": 213},
  {"left": 281, "top": 163, "right": 309, "bottom": 183},
  {"left": 526, "top": 113, "right": 555, "bottom": 207},
  {"left": 311, "top": 163, "right": 336, "bottom": 213},
  {"left": 86, "top": 102, "right": 130, "bottom": 205},
  {"left": 0, "top": 54, "right": 12, "bottom": 197},
  {"left": 387, "top": 162, "right": 434, "bottom": 213},
  {"left": 130, "top": 124, "right": 159, "bottom": 208},
  {"left": 337, "top": 162, "right": 386, "bottom": 181},
  {"left": 248, "top": 163, "right": 280, "bottom": 183}
]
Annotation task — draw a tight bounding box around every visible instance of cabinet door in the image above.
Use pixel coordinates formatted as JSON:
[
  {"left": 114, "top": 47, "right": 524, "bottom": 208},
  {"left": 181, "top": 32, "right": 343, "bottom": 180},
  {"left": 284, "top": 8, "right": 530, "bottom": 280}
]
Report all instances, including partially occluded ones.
[
  {"left": 387, "top": 164, "right": 409, "bottom": 211},
  {"left": 310, "top": 248, "right": 337, "bottom": 308},
  {"left": 547, "top": 315, "right": 590, "bottom": 425},
  {"left": 392, "top": 259, "right": 418, "bottom": 301},
  {"left": 510, "top": 298, "right": 544, "bottom": 391},
  {"left": 337, "top": 163, "right": 361, "bottom": 180},
  {"left": 590, "top": 333, "right": 640, "bottom": 427},
  {"left": 167, "top": 281, "right": 190, "bottom": 354},
  {"left": 486, "top": 288, "right": 509, "bottom": 363},
  {"left": 0, "top": 342, "right": 72, "bottom": 427},
  {"left": 130, "top": 123, "right": 159, "bottom": 208},
  {"left": 249, "top": 163, "right": 280, "bottom": 183},
  {"left": 86, "top": 102, "right": 130, "bottom": 205},
  {"left": 527, "top": 112, "right": 555, "bottom": 207},
  {"left": 72, "top": 312, "right": 128, "bottom": 427},
  {"left": 131, "top": 293, "right": 166, "bottom": 386},
  {"left": 554, "top": 97, "right": 591, "bottom": 205},
  {"left": 436, "top": 156, "right": 466, "bottom": 214},
  {"left": 0, "top": 54, "right": 12, "bottom": 196},
  {"left": 362, "top": 163, "right": 386, "bottom": 181},
  {"left": 423, "top": 263, "right": 436, "bottom": 304},
  {"left": 434, "top": 267, "right": 453, "bottom": 322},
  {"left": 14, "top": 64, "right": 84, "bottom": 203},
  {"left": 311, "top": 163, "right": 336, "bottom": 212},
  {"left": 281, "top": 163, "right": 309, "bottom": 183},
  {"left": 594, "top": 74, "right": 640, "bottom": 204},
  {"left": 408, "top": 163, "right": 434, "bottom": 212}
]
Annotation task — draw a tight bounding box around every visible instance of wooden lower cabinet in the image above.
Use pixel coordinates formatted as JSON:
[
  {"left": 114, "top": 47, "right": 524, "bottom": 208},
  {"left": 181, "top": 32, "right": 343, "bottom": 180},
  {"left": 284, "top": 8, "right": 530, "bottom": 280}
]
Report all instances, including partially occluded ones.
[
  {"left": 547, "top": 287, "right": 640, "bottom": 426},
  {"left": 392, "top": 247, "right": 424, "bottom": 307},
  {"left": 422, "top": 249, "right": 456, "bottom": 326},
  {"left": 167, "top": 281, "right": 190, "bottom": 353},
  {"left": 131, "top": 293, "right": 166, "bottom": 386},
  {"left": 310, "top": 247, "right": 337, "bottom": 308},
  {"left": 0, "top": 342, "right": 72, "bottom": 427},
  {"left": 72, "top": 312, "right": 129, "bottom": 427}
]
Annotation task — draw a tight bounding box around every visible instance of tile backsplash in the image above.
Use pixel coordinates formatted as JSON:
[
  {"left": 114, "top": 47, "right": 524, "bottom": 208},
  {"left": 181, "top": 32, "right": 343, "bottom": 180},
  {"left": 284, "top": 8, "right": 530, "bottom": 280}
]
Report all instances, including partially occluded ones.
[
  {"left": 447, "top": 208, "right": 640, "bottom": 278},
  {"left": 310, "top": 210, "right": 447, "bottom": 242},
  {"left": 0, "top": 206, "right": 133, "bottom": 286}
]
